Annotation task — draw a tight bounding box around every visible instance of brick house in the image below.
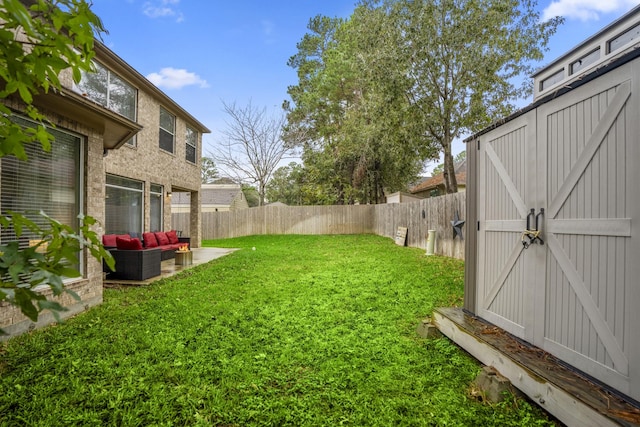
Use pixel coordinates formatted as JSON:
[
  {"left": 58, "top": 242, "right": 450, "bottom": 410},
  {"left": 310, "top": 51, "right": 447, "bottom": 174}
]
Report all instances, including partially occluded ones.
[{"left": 0, "top": 42, "right": 209, "bottom": 338}]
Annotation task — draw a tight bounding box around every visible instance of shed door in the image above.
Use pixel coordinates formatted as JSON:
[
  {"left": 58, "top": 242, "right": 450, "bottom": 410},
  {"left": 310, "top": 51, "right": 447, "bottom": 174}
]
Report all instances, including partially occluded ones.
[
  {"left": 477, "top": 64, "right": 639, "bottom": 399},
  {"left": 476, "top": 112, "right": 540, "bottom": 342},
  {"left": 536, "top": 69, "right": 634, "bottom": 395}
]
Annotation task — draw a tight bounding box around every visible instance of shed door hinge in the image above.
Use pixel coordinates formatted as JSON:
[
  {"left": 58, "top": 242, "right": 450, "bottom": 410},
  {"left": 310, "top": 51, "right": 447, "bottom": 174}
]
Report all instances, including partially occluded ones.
[
  {"left": 477, "top": 221, "right": 480, "bottom": 231},
  {"left": 477, "top": 139, "right": 480, "bottom": 150}
]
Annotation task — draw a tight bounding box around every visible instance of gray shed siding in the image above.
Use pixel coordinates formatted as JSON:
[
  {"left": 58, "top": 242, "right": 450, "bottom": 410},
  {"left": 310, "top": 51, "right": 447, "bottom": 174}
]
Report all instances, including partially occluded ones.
[{"left": 467, "top": 58, "right": 640, "bottom": 401}]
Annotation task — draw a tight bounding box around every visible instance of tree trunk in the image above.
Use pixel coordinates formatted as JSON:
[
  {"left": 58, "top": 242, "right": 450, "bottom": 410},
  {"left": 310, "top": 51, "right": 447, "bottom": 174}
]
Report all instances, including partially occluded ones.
[{"left": 442, "top": 137, "right": 458, "bottom": 194}]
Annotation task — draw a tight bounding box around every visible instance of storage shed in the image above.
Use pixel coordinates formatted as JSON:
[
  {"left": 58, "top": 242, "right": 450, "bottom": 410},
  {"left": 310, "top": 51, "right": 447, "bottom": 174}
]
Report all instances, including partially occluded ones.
[{"left": 435, "top": 6, "right": 640, "bottom": 426}]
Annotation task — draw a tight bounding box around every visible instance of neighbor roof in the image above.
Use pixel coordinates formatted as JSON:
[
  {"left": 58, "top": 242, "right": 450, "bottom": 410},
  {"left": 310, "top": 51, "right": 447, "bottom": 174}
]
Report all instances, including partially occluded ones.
[{"left": 410, "top": 160, "right": 467, "bottom": 193}]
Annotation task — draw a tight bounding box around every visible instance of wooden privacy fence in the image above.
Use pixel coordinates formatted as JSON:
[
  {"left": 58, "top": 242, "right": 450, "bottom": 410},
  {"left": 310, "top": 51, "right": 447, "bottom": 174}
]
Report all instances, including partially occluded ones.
[{"left": 172, "top": 192, "right": 466, "bottom": 259}]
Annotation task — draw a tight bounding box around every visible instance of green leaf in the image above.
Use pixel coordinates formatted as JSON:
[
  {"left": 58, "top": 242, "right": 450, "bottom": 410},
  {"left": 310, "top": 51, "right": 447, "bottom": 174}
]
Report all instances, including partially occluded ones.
[{"left": 14, "top": 288, "right": 40, "bottom": 322}]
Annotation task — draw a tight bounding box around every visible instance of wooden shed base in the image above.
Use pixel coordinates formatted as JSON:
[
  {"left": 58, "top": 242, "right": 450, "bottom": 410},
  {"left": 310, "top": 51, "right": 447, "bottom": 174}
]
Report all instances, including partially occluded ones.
[{"left": 433, "top": 307, "right": 640, "bottom": 427}]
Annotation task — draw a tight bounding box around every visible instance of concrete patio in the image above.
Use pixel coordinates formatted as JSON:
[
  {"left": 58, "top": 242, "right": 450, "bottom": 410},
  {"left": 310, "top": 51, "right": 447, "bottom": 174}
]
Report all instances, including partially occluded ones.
[{"left": 103, "top": 247, "right": 236, "bottom": 287}]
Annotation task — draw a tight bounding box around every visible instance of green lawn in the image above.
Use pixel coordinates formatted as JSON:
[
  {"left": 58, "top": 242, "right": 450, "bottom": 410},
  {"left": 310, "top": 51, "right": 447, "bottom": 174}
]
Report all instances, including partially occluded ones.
[{"left": 0, "top": 235, "right": 555, "bottom": 426}]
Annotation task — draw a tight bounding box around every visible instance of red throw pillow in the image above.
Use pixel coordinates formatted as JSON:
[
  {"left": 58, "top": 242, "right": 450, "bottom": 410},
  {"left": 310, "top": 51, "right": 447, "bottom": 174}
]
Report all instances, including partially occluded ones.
[
  {"left": 143, "top": 232, "right": 158, "bottom": 248},
  {"left": 155, "top": 231, "right": 170, "bottom": 246},
  {"left": 102, "top": 234, "right": 117, "bottom": 247},
  {"left": 166, "top": 230, "right": 179, "bottom": 244},
  {"left": 116, "top": 237, "right": 142, "bottom": 250}
]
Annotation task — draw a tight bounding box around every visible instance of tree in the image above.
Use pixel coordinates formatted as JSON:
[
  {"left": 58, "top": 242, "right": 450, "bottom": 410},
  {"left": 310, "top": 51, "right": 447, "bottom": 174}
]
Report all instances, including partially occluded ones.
[
  {"left": 385, "top": 0, "right": 562, "bottom": 193},
  {"left": 286, "top": 9, "right": 439, "bottom": 204},
  {"left": 431, "top": 151, "right": 466, "bottom": 176},
  {"left": 213, "top": 101, "right": 292, "bottom": 206},
  {"left": 0, "top": 0, "right": 113, "bottom": 331},
  {"left": 200, "top": 156, "right": 219, "bottom": 183},
  {"left": 286, "top": 0, "right": 562, "bottom": 198},
  {"left": 266, "top": 162, "right": 306, "bottom": 205},
  {"left": 241, "top": 185, "right": 260, "bottom": 208}
]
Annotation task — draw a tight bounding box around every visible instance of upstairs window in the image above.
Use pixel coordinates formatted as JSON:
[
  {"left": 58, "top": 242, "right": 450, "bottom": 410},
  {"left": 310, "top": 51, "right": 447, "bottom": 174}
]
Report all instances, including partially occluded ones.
[
  {"left": 74, "top": 61, "right": 137, "bottom": 146},
  {"left": 74, "top": 62, "right": 137, "bottom": 121},
  {"left": 186, "top": 126, "right": 197, "bottom": 164},
  {"left": 159, "top": 107, "right": 175, "bottom": 153}
]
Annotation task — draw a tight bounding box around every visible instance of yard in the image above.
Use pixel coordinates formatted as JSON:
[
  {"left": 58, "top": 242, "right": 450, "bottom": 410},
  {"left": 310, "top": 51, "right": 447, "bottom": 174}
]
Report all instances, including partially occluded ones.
[{"left": 0, "top": 235, "right": 555, "bottom": 426}]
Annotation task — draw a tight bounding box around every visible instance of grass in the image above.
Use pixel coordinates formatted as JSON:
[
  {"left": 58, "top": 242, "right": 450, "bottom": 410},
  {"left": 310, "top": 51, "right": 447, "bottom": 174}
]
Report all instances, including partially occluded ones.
[{"left": 0, "top": 235, "right": 556, "bottom": 426}]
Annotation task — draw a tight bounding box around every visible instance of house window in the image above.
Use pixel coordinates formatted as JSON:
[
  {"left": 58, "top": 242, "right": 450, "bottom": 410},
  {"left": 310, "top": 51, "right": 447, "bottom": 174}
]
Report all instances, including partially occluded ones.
[
  {"left": 150, "top": 184, "right": 163, "bottom": 232},
  {"left": 1, "top": 116, "right": 83, "bottom": 270},
  {"left": 186, "top": 126, "right": 197, "bottom": 164},
  {"left": 105, "top": 175, "right": 143, "bottom": 236},
  {"left": 74, "top": 61, "right": 137, "bottom": 146},
  {"left": 159, "top": 107, "right": 175, "bottom": 153}
]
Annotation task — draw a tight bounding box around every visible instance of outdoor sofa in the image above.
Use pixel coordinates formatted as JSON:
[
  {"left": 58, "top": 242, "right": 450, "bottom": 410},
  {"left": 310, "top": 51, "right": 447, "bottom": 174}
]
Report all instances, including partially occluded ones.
[{"left": 102, "top": 231, "right": 190, "bottom": 280}]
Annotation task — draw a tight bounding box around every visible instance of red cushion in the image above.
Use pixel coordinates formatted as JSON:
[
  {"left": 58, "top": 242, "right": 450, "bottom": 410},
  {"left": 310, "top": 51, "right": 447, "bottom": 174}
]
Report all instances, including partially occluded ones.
[
  {"left": 166, "top": 230, "right": 179, "bottom": 244},
  {"left": 143, "top": 232, "right": 158, "bottom": 248},
  {"left": 116, "top": 237, "right": 143, "bottom": 250},
  {"left": 155, "top": 231, "right": 170, "bottom": 246},
  {"left": 102, "top": 234, "right": 117, "bottom": 247},
  {"left": 103, "top": 234, "right": 130, "bottom": 247}
]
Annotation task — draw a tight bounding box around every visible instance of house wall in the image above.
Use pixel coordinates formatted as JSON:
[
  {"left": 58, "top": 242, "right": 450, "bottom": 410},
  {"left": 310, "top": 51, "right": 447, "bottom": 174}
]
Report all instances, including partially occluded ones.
[
  {"left": 1, "top": 45, "right": 206, "bottom": 338},
  {"left": 229, "top": 192, "right": 249, "bottom": 211},
  {"left": 0, "top": 100, "right": 106, "bottom": 339},
  {"left": 104, "top": 89, "right": 202, "bottom": 247}
]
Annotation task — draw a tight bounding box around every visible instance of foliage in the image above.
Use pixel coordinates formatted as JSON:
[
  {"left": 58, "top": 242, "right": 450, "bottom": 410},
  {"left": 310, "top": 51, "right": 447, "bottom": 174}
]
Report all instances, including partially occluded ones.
[
  {"left": 384, "top": 0, "right": 562, "bottom": 193},
  {"left": 241, "top": 184, "right": 260, "bottom": 207},
  {"left": 0, "top": 235, "right": 556, "bottom": 425},
  {"left": 286, "top": 10, "right": 436, "bottom": 204},
  {"left": 0, "top": 0, "right": 104, "bottom": 158},
  {"left": 0, "top": 1, "right": 112, "bottom": 328},
  {"left": 200, "top": 156, "right": 219, "bottom": 183},
  {"left": 0, "top": 212, "right": 114, "bottom": 325},
  {"left": 286, "top": 0, "right": 562, "bottom": 199},
  {"left": 265, "top": 162, "right": 306, "bottom": 205},
  {"left": 432, "top": 151, "right": 466, "bottom": 176},
  {"left": 213, "top": 101, "right": 293, "bottom": 206}
]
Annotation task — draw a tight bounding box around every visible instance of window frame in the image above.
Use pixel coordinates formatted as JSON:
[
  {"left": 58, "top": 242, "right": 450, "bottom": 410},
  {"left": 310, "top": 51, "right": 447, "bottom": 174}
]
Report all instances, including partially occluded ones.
[
  {"left": 159, "top": 106, "right": 176, "bottom": 154},
  {"left": 105, "top": 175, "right": 144, "bottom": 236},
  {"left": 74, "top": 61, "right": 138, "bottom": 146},
  {"left": 150, "top": 184, "right": 164, "bottom": 232},
  {"left": 74, "top": 61, "right": 137, "bottom": 121},
  {"left": 1, "top": 115, "right": 85, "bottom": 276},
  {"left": 185, "top": 126, "right": 197, "bottom": 164}
]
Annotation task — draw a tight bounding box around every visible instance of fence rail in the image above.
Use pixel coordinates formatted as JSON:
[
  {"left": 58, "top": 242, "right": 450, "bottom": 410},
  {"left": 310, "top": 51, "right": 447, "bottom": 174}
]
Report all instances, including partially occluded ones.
[{"left": 172, "top": 192, "right": 466, "bottom": 259}]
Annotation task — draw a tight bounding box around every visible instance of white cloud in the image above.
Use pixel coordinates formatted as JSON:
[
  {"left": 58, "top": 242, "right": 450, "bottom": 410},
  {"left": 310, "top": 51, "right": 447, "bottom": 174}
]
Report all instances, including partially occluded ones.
[
  {"left": 143, "top": 0, "right": 184, "bottom": 23},
  {"left": 542, "top": 0, "right": 640, "bottom": 21},
  {"left": 262, "top": 20, "right": 274, "bottom": 36},
  {"left": 146, "top": 68, "right": 209, "bottom": 90}
]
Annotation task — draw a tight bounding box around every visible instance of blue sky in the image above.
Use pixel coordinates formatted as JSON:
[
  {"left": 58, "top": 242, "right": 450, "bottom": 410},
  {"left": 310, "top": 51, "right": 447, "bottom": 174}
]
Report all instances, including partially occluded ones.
[{"left": 92, "top": 0, "right": 640, "bottom": 169}]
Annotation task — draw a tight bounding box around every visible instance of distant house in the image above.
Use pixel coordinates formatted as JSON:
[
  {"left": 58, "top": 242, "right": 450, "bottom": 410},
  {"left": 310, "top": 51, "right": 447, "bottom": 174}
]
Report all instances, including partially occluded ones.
[
  {"left": 385, "top": 192, "right": 423, "bottom": 204},
  {"left": 172, "top": 183, "right": 248, "bottom": 213},
  {"left": 410, "top": 160, "right": 466, "bottom": 198}
]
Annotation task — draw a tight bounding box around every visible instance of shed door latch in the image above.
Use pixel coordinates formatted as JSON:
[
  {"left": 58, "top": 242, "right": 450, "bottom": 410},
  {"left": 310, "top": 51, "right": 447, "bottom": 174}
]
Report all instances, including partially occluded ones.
[{"left": 522, "top": 208, "right": 544, "bottom": 249}]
